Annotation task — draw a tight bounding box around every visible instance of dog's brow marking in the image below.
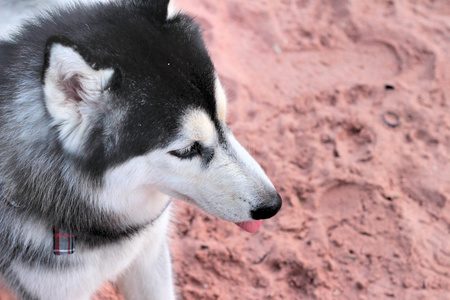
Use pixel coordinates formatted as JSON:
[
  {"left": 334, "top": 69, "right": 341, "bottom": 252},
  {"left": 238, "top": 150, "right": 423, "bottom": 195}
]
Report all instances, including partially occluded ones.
[{"left": 182, "top": 110, "right": 215, "bottom": 146}]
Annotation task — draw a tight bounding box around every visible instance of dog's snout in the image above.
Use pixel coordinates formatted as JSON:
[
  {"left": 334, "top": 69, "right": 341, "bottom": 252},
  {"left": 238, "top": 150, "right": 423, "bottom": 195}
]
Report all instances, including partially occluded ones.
[{"left": 251, "top": 192, "right": 282, "bottom": 220}]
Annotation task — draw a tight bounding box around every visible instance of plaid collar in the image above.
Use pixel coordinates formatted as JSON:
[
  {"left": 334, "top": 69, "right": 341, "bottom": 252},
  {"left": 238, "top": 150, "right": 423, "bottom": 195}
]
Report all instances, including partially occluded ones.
[
  {"left": 53, "top": 228, "right": 75, "bottom": 255},
  {"left": 1, "top": 181, "right": 172, "bottom": 256}
]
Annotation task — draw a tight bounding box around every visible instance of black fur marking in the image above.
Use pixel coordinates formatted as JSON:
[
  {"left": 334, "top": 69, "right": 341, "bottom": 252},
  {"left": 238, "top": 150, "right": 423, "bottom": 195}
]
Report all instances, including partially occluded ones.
[
  {"left": 77, "top": 223, "right": 146, "bottom": 248},
  {"left": 215, "top": 119, "right": 229, "bottom": 149},
  {"left": 201, "top": 146, "right": 215, "bottom": 167}
]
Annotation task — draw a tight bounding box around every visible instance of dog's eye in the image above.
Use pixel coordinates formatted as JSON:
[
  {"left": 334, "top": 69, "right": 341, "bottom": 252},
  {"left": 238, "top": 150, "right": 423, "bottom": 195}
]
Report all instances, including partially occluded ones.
[{"left": 170, "top": 142, "right": 201, "bottom": 159}]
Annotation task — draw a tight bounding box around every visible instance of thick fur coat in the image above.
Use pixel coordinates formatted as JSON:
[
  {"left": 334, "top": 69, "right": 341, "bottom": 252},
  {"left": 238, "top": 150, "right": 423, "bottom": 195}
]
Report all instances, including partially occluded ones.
[{"left": 0, "top": 1, "right": 281, "bottom": 299}]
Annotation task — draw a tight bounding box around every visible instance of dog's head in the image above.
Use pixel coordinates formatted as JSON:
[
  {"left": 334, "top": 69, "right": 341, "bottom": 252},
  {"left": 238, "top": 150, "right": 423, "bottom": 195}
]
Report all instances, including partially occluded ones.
[{"left": 41, "top": 0, "right": 281, "bottom": 231}]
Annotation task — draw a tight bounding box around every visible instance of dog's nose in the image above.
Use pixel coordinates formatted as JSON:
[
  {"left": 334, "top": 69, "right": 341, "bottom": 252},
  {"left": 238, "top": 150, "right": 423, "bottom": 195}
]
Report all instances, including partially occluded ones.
[{"left": 251, "top": 192, "right": 282, "bottom": 220}]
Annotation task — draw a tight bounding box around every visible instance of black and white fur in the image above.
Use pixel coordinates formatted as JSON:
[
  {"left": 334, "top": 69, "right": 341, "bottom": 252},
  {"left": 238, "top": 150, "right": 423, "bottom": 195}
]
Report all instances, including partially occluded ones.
[{"left": 0, "top": 0, "right": 282, "bottom": 299}]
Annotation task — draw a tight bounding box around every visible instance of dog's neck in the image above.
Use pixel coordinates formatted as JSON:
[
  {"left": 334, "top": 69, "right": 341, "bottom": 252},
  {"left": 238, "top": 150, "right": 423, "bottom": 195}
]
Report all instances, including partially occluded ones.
[{"left": 1, "top": 181, "right": 172, "bottom": 255}]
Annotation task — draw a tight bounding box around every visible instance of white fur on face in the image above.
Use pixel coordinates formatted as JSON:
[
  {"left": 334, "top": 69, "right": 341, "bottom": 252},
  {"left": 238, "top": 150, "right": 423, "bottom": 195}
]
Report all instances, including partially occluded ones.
[
  {"left": 167, "top": 0, "right": 179, "bottom": 20},
  {"left": 99, "top": 109, "right": 276, "bottom": 224},
  {"left": 43, "top": 43, "right": 114, "bottom": 155},
  {"left": 214, "top": 75, "right": 227, "bottom": 122}
]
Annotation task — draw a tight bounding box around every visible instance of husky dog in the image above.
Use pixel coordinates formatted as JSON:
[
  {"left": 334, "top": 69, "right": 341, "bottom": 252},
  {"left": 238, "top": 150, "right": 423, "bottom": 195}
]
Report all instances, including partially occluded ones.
[{"left": 0, "top": 0, "right": 282, "bottom": 299}]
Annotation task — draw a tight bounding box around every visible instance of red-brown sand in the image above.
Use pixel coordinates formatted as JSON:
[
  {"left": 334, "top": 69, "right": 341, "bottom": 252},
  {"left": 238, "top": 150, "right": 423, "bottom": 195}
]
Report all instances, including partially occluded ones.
[{"left": 1, "top": 0, "right": 449, "bottom": 299}]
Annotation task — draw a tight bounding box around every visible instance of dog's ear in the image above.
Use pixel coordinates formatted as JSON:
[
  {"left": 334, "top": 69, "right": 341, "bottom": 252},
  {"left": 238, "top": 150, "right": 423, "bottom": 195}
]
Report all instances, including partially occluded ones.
[
  {"left": 136, "top": 0, "right": 178, "bottom": 21},
  {"left": 42, "top": 35, "right": 117, "bottom": 154}
]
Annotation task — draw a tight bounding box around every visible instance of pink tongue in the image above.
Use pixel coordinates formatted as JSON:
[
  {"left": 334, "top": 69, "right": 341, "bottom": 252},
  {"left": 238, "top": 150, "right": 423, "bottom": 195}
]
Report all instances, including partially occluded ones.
[{"left": 235, "top": 220, "right": 262, "bottom": 233}]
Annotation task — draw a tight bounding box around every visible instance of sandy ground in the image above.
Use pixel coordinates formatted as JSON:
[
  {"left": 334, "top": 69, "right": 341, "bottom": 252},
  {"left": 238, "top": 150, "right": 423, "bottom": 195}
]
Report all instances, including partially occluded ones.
[{"left": 1, "top": 0, "right": 450, "bottom": 299}]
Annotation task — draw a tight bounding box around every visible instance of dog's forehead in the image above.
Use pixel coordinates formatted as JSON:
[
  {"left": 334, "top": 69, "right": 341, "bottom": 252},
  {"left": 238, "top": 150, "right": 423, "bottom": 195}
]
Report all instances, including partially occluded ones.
[{"left": 108, "top": 15, "right": 220, "bottom": 118}]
